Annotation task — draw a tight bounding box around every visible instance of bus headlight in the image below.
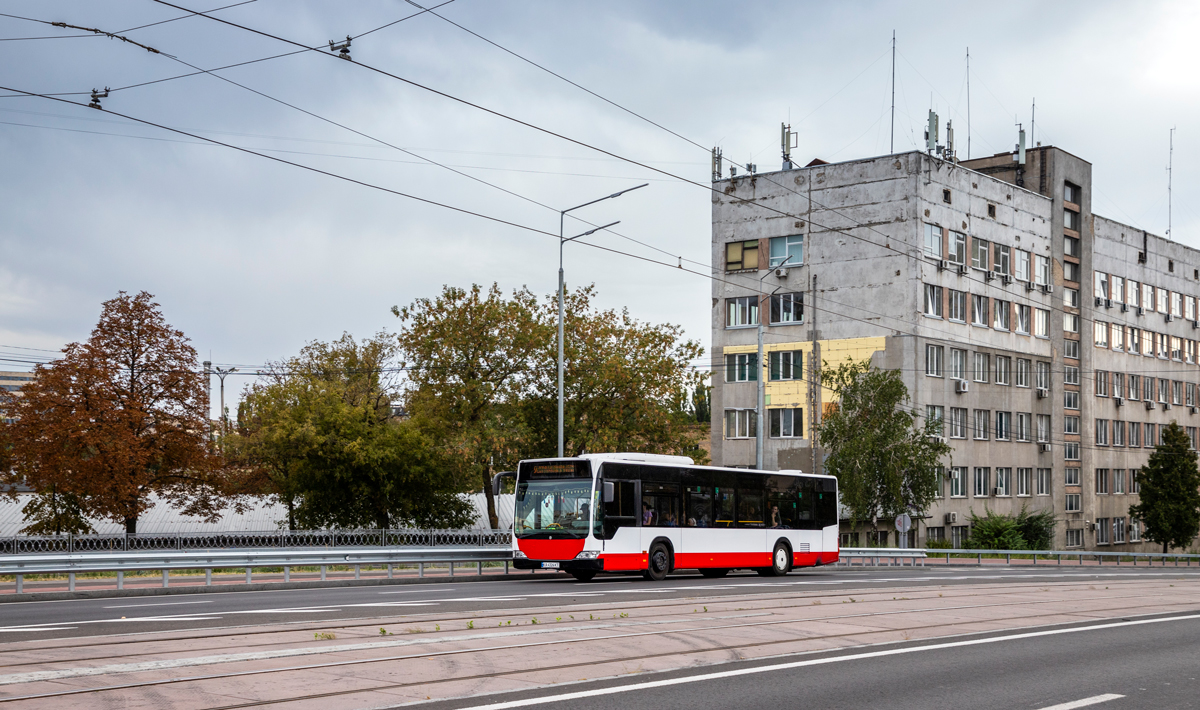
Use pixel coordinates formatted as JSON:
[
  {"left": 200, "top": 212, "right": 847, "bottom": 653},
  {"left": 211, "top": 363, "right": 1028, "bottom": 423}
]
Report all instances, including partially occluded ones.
[
  {"left": 574, "top": 550, "right": 599, "bottom": 559},
  {"left": 513, "top": 550, "right": 527, "bottom": 559}
]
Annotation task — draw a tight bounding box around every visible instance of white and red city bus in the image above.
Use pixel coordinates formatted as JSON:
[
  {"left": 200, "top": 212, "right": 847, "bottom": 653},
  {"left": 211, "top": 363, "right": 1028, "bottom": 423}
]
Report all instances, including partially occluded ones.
[{"left": 498, "top": 453, "right": 839, "bottom": 581}]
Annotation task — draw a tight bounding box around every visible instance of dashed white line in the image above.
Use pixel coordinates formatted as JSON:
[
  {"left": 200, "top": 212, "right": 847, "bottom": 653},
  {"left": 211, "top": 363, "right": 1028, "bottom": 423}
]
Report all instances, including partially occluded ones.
[{"left": 1037, "top": 694, "right": 1125, "bottom": 709}]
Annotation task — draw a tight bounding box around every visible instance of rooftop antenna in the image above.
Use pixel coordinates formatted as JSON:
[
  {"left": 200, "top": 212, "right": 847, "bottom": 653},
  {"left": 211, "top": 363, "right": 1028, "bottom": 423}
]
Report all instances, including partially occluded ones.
[
  {"left": 711, "top": 147, "right": 723, "bottom": 181},
  {"left": 925, "top": 109, "right": 938, "bottom": 154},
  {"left": 965, "top": 47, "right": 971, "bottom": 159},
  {"left": 781, "top": 122, "right": 797, "bottom": 170},
  {"left": 1031, "top": 97, "right": 1036, "bottom": 147},
  {"left": 946, "top": 119, "right": 954, "bottom": 160},
  {"left": 1016, "top": 122, "right": 1026, "bottom": 165},
  {"left": 890, "top": 30, "right": 896, "bottom": 153},
  {"left": 1168, "top": 127, "right": 1176, "bottom": 239}
]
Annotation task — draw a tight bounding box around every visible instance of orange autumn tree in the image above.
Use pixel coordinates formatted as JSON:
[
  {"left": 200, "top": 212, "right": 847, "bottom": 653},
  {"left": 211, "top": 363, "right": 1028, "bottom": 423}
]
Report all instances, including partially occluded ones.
[{"left": 1, "top": 291, "right": 224, "bottom": 534}]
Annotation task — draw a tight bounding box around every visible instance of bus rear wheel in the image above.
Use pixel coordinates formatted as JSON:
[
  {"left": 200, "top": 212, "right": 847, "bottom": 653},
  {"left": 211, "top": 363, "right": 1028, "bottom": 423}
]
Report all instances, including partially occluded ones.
[
  {"left": 571, "top": 570, "right": 596, "bottom": 582},
  {"left": 643, "top": 542, "right": 670, "bottom": 581},
  {"left": 760, "top": 542, "right": 792, "bottom": 577},
  {"left": 699, "top": 568, "right": 728, "bottom": 578}
]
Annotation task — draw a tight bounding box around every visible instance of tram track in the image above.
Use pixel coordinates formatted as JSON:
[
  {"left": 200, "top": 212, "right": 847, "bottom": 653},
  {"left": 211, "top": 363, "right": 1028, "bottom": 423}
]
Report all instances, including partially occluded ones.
[{"left": 0, "top": 581, "right": 1192, "bottom": 706}]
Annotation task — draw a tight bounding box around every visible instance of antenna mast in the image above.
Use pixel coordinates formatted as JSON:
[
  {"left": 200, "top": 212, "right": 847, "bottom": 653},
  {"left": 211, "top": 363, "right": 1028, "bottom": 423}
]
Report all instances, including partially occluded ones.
[
  {"left": 1169, "top": 127, "right": 1175, "bottom": 239},
  {"left": 966, "top": 47, "right": 971, "bottom": 159},
  {"left": 1031, "top": 98, "right": 1036, "bottom": 146},
  {"left": 890, "top": 30, "right": 896, "bottom": 154}
]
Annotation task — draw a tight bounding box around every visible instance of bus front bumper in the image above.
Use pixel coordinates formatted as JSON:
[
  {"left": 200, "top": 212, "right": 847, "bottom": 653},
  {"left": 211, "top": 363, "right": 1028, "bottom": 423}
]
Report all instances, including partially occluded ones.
[{"left": 512, "top": 558, "right": 604, "bottom": 572}]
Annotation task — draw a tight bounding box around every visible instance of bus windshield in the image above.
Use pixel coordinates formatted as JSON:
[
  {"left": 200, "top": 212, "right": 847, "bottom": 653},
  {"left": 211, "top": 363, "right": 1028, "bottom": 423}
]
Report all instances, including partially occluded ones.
[{"left": 514, "top": 479, "right": 595, "bottom": 539}]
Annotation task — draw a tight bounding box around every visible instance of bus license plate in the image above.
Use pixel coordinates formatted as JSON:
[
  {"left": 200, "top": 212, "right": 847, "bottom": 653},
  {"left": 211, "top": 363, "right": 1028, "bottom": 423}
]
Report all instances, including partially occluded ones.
[{"left": 541, "top": 562, "right": 560, "bottom": 569}]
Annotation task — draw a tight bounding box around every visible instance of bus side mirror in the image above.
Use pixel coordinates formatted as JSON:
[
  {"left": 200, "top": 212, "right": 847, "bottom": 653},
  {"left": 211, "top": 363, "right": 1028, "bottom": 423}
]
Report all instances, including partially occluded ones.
[
  {"left": 603, "top": 481, "right": 614, "bottom": 503},
  {"left": 492, "top": 471, "right": 515, "bottom": 496}
]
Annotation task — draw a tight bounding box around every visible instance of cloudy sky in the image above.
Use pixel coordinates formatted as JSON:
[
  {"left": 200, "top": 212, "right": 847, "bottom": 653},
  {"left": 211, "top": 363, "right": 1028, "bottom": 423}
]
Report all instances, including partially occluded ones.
[{"left": 2, "top": 0, "right": 1197, "bottom": 414}]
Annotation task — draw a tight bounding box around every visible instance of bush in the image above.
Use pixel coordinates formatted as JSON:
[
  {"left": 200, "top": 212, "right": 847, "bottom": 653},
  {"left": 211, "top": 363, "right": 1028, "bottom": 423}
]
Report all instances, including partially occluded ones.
[
  {"left": 926, "top": 538, "right": 953, "bottom": 549},
  {"left": 964, "top": 506, "right": 1056, "bottom": 550}
]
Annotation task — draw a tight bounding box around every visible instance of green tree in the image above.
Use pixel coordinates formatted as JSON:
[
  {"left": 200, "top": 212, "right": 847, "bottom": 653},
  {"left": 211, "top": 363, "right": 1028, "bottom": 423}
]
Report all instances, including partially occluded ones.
[
  {"left": 525, "top": 286, "right": 708, "bottom": 462},
  {"left": 816, "top": 358, "right": 950, "bottom": 537},
  {"left": 18, "top": 485, "right": 95, "bottom": 536},
  {"left": 1129, "top": 421, "right": 1200, "bottom": 554},
  {"left": 394, "top": 284, "right": 545, "bottom": 530},
  {"left": 232, "top": 334, "right": 473, "bottom": 530}
]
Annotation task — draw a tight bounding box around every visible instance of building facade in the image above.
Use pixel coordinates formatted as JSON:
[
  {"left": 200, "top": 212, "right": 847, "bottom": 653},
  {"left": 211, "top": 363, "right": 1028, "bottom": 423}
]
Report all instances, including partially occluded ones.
[{"left": 711, "top": 146, "right": 1197, "bottom": 552}]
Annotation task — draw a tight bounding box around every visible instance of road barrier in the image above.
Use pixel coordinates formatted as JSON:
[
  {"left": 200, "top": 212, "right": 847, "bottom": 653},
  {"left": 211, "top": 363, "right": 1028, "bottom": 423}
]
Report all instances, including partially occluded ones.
[
  {"left": 0, "top": 528, "right": 514, "bottom": 594},
  {"left": 838, "top": 547, "right": 1200, "bottom": 568}
]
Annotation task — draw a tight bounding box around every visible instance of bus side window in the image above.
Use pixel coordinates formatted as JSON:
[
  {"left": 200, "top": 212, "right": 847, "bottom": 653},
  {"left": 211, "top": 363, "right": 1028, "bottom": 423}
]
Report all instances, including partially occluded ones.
[
  {"left": 795, "top": 479, "right": 818, "bottom": 529},
  {"left": 642, "top": 483, "right": 680, "bottom": 527},
  {"left": 815, "top": 479, "right": 838, "bottom": 528},
  {"left": 600, "top": 478, "right": 638, "bottom": 539},
  {"left": 686, "top": 487, "right": 712, "bottom": 527},
  {"left": 737, "top": 489, "right": 765, "bottom": 527},
  {"left": 713, "top": 487, "right": 735, "bottom": 528}
]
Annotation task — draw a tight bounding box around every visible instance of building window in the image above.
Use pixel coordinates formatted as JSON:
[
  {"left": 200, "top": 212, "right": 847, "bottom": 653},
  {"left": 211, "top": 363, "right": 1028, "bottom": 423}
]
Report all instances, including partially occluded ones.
[
  {"left": 1131, "top": 520, "right": 1141, "bottom": 542},
  {"left": 1114, "top": 517, "right": 1126, "bottom": 544},
  {"left": 1096, "top": 420, "right": 1109, "bottom": 446},
  {"left": 1065, "top": 365, "right": 1080, "bottom": 385},
  {"left": 1189, "top": 295, "right": 1197, "bottom": 320},
  {"left": 1144, "top": 283, "right": 1155, "bottom": 312},
  {"left": 1016, "top": 305, "right": 1031, "bottom": 335},
  {"left": 1095, "top": 370, "right": 1108, "bottom": 396},
  {"left": 995, "top": 411, "right": 1012, "bottom": 440},
  {"left": 1189, "top": 340, "right": 1197, "bottom": 364},
  {"left": 948, "top": 290, "right": 967, "bottom": 322},
  {"left": 1036, "top": 361, "right": 1051, "bottom": 390},
  {"left": 933, "top": 467, "right": 945, "bottom": 499},
  {"left": 993, "top": 244, "right": 1011, "bottom": 276},
  {"left": 770, "top": 292, "right": 804, "bottom": 324},
  {"left": 1159, "top": 378, "right": 1169, "bottom": 404},
  {"left": 943, "top": 189, "right": 952, "bottom": 204},
  {"left": 1095, "top": 468, "right": 1109, "bottom": 494},
  {"left": 1132, "top": 470, "right": 1141, "bottom": 494},
  {"left": 1113, "top": 420, "right": 1126, "bottom": 447},
  {"left": 1156, "top": 332, "right": 1167, "bottom": 358},
  {"left": 1066, "top": 494, "right": 1082, "bottom": 513},
  {"left": 987, "top": 204, "right": 997, "bottom": 218},
  {"left": 950, "top": 467, "right": 968, "bottom": 498},
  {"left": 971, "top": 237, "right": 989, "bottom": 270},
  {"left": 1065, "top": 416, "right": 1080, "bottom": 435},
  {"left": 1144, "top": 376, "right": 1155, "bottom": 401},
  {"left": 1035, "top": 308, "right": 1050, "bottom": 337},
  {"left": 1127, "top": 279, "right": 1140, "bottom": 306},
  {"left": 951, "top": 525, "right": 969, "bottom": 548},
  {"left": 1190, "top": 427, "right": 1200, "bottom": 450},
  {"left": 1065, "top": 467, "right": 1081, "bottom": 486},
  {"left": 1096, "top": 517, "right": 1110, "bottom": 545},
  {"left": 1036, "top": 468, "right": 1052, "bottom": 496},
  {"left": 1065, "top": 528, "right": 1083, "bottom": 546},
  {"left": 1036, "top": 414, "right": 1051, "bottom": 443},
  {"left": 1065, "top": 339, "right": 1080, "bottom": 359},
  {"left": 1094, "top": 271, "right": 1109, "bottom": 299},
  {"left": 925, "top": 345, "right": 944, "bottom": 377},
  {"left": 924, "top": 284, "right": 944, "bottom": 318},
  {"left": 949, "top": 407, "right": 968, "bottom": 438},
  {"left": 1065, "top": 287, "right": 1080, "bottom": 308},
  {"left": 972, "top": 294, "right": 988, "bottom": 326},
  {"left": 995, "top": 467, "right": 1012, "bottom": 496},
  {"left": 1157, "top": 288, "right": 1169, "bottom": 314},
  {"left": 725, "top": 353, "right": 759, "bottom": 382},
  {"left": 1064, "top": 261, "right": 1081, "bottom": 282},
  {"left": 1173, "top": 380, "right": 1184, "bottom": 405},
  {"left": 769, "top": 350, "right": 802, "bottom": 381},
  {"left": 769, "top": 234, "right": 804, "bottom": 268},
  {"left": 995, "top": 356, "right": 1011, "bottom": 385},
  {"left": 1065, "top": 209, "right": 1081, "bottom": 232},
  {"left": 768, "top": 408, "right": 803, "bottom": 438},
  {"left": 1112, "top": 323, "right": 1124, "bottom": 351},
  {"left": 1035, "top": 255, "right": 1051, "bottom": 285},
  {"left": 949, "top": 232, "right": 967, "bottom": 265},
  {"left": 725, "top": 240, "right": 759, "bottom": 271},
  {"left": 1065, "top": 442, "right": 1080, "bottom": 460},
  {"left": 1094, "top": 320, "right": 1108, "bottom": 347},
  {"left": 1064, "top": 313, "right": 1080, "bottom": 333},
  {"left": 1016, "top": 250, "right": 1031, "bottom": 282},
  {"left": 1065, "top": 391, "right": 1080, "bottom": 410},
  {"left": 1172, "top": 291, "right": 1183, "bottom": 318},
  {"left": 994, "top": 300, "right": 1011, "bottom": 331},
  {"left": 1015, "top": 359, "right": 1030, "bottom": 388},
  {"left": 1065, "top": 235, "right": 1081, "bottom": 257},
  {"left": 1145, "top": 423, "right": 1158, "bottom": 447},
  {"left": 1114, "top": 469, "right": 1126, "bottom": 494},
  {"left": 950, "top": 348, "right": 967, "bottom": 380},
  {"left": 1112, "top": 275, "right": 1125, "bottom": 304},
  {"left": 926, "top": 405, "right": 944, "bottom": 435},
  {"left": 726, "top": 296, "right": 759, "bottom": 327},
  {"left": 1130, "top": 422, "right": 1141, "bottom": 448},
  {"left": 1128, "top": 327, "right": 1142, "bottom": 356},
  {"left": 974, "top": 409, "right": 990, "bottom": 440},
  {"left": 973, "top": 352, "right": 989, "bottom": 383},
  {"left": 923, "top": 224, "right": 942, "bottom": 259},
  {"left": 974, "top": 467, "right": 991, "bottom": 497},
  {"left": 1015, "top": 412, "right": 1031, "bottom": 442},
  {"left": 724, "top": 408, "right": 757, "bottom": 438},
  {"left": 1172, "top": 336, "right": 1183, "bottom": 361},
  {"left": 1064, "top": 181, "right": 1081, "bottom": 204},
  {"left": 1189, "top": 383, "right": 1197, "bottom": 407}
]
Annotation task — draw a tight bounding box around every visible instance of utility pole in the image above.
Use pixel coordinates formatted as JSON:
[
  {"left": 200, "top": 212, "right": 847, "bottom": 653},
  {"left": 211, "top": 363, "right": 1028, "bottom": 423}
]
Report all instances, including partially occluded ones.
[
  {"left": 890, "top": 30, "right": 896, "bottom": 154},
  {"left": 809, "top": 274, "right": 820, "bottom": 477},
  {"left": 213, "top": 366, "right": 238, "bottom": 449},
  {"left": 1169, "top": 127, "right": 1175, "bottom": 239},
  {"left": 202, "top": 360, "right": 213, "bottom": 442},
  {"left": 966, "top": 48, "right": 971, "bottom": 159}
]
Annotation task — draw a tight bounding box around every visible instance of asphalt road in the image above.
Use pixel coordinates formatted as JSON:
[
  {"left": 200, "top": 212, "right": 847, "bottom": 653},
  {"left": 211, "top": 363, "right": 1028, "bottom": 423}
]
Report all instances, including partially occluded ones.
[
  {"left": 426, "top": 610, "right": 1200, "bottom": 710},
  {"left": 2, "top": 565, "right": 1199, "bottom": 642}
]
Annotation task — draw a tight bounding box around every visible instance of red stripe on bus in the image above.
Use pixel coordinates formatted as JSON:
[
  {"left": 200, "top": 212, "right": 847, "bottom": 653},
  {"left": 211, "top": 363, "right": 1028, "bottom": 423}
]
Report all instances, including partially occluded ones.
[
  {"left": 598, "top": 550, "right": 835, "bottom": 572},
  {"left": 517, "top": 538, "right": 586, "bottom": 561}
]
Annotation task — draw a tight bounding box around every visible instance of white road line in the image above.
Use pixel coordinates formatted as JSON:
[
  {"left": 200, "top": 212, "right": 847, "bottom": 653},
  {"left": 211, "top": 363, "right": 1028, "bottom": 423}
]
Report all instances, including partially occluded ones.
[
  {"left": 451, "top": 616, "right": 1196, "bottom": 709},
  {"left": 103, "top": 601, "right": 213, "bottom": 609},
  {"left": 1038, "top": 694, "right": 1124, "bottom": 709}
]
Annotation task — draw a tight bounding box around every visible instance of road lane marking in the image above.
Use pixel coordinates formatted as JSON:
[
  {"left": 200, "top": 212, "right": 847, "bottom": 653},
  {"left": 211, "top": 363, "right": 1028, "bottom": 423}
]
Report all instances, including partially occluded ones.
[
  {"left": 103, "top": 601, "right": 213, "bottom": 609},
  {"left": 451, "top": 615, "right": 1198, "bottom": 709},
  {"left": 1038, "top": 694, "right": 1124, "bottom": 709}
]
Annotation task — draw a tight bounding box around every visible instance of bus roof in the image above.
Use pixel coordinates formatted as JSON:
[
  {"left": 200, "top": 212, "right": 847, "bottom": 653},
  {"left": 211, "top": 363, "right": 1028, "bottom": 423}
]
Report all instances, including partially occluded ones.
[{"left": 519, "top": 453, "right": 834, "bottom": 479}]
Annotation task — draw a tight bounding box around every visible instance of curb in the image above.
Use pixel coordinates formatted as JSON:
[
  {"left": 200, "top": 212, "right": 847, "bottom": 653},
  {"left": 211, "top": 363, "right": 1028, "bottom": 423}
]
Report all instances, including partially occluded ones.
[{"left": 0, "top": 570, "right": 552, "bottom": 603}]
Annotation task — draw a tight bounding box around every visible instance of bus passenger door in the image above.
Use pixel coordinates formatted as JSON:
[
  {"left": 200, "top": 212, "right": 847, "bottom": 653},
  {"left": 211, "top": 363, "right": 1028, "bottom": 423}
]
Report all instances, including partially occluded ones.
[{"left": 601, "top": 479, "right": 640, "bottom": 552}]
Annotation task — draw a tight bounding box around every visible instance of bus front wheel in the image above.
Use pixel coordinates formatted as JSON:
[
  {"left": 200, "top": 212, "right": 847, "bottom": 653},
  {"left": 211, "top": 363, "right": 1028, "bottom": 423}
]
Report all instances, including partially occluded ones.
[{"left": 571, "top": 570, "right": 596, "bottom": 582}]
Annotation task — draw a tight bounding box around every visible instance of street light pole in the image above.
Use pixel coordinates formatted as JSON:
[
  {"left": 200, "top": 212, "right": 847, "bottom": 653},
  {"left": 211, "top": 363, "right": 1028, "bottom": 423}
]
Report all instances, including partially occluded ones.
[
  {"left": 213, "top": 366, "right": 238, "bottom": 441},
  {"left": 557, "top": 183, "right": 647, "bottom": 458},
  {"left": 757, "top": 256, "right": 794, "bottom": 470}
]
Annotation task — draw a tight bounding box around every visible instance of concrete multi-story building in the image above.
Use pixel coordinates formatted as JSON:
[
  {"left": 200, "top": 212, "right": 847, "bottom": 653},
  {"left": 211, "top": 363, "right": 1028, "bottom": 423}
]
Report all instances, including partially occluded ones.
[{"left": 710, "top": 143, "right": 1198, "bottom": 552}]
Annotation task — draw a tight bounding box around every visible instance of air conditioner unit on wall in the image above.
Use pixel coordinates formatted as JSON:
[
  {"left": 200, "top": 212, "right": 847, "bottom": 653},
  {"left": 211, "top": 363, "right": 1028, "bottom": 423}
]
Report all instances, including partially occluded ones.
[
  {"left": 1137, "top": 306, "right": 1145, "bottom": 316},
  {"left": 985, "top": 271, "right": 996, "bottom": 281},
  {"left": 1095, "top": 296, "right": 1104, "bottom": 307},
  {"left": 1025, "top": 281, "right": 1036, "bottom": 292},
  {"left": 1037, "top": 388, "right": 1049, "bottom": 399},
  {"left": 1164, "top": 402, "right": 1172, "bottom": 410},
  {"left": 955, "top": 379, "right": 969, "bottom": 394},
  {"left": 1002, "top": 274, "right": 1013, "bottom": 285},
  {"left": 1105, "top": 299, "right": 1112, "bottom": 309},
  {"left": 1146, "top": 400, "right": 1156, "bottom": 410},
  {"left": 1039, "top": 443, "right": 1051, "bottom": 453},
  {"left": 1115, "top": 396, "right": 1124, "bottom": 407},
  {"left": 774, "top": 268, "right": 789, "bottom": 278},
  {"left": 1121, "top": 303, "right": 1129, "bottom": 312},
  {"left": 956, "top": 263, "right": 967, "bottom": 275},
  {"left": 945, "top": 512, "right": 958, "bottom": 524},
  {"left": 1166, "top": 314, "right": 1174, "bottom": 323},
  {"left": 1042, "top": 284, "right": 1054, "bottom": 294}
]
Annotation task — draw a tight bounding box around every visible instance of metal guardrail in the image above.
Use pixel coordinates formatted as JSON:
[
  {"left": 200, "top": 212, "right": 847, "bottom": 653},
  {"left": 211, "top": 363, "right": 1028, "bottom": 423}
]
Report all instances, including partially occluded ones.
[
  {"left": 838, "top": 547, "right": 1200, "bottom": 568},
  {"left": 0, "top": 528, "right": 511, "bottom": 554}
]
